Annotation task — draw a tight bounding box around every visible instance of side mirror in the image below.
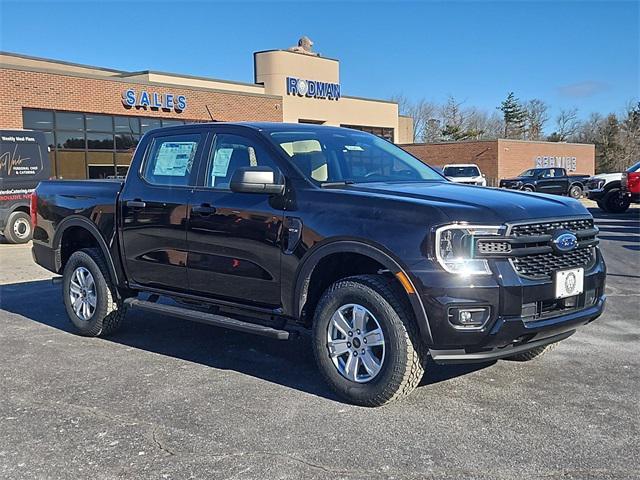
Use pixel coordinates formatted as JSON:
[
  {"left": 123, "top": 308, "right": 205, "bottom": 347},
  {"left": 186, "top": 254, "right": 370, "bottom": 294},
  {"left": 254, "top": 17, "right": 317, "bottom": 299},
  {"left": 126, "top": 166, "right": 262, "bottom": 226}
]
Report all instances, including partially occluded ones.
[{"left": 230, "top": 166, "right": 285, "bottom": 195}]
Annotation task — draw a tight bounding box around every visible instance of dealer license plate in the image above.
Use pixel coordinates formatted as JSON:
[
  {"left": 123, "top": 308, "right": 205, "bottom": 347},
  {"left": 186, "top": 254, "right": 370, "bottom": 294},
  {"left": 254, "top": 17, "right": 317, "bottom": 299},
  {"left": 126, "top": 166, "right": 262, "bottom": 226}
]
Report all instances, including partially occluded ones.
[{"left": 555, "top": 268, "right": 584, "bottom": 299}]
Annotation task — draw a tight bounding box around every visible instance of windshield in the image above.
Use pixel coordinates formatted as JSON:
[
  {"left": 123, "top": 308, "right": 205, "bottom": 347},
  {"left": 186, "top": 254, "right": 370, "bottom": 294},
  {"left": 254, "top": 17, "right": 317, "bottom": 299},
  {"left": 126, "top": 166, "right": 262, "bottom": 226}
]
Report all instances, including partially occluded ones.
[
  {"left": 518, "top": 169, "right": 537, "bottom": 177},
  {"left": 443, "top": 166, "right": 480, "bottom": 177},
  {"left": 270, "top": 130, "right": 444, "bottom": 185},
  {"left": 627, "top": 161, "right": 640, "bottom": 173}
]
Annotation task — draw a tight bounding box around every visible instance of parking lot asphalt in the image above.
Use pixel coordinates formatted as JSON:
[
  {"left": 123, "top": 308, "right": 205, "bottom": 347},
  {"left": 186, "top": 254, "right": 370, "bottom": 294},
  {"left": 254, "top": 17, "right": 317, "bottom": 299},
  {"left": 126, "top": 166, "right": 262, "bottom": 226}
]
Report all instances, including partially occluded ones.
[{"left": 0, "top": 206, "right": 639, "bottom": 480}]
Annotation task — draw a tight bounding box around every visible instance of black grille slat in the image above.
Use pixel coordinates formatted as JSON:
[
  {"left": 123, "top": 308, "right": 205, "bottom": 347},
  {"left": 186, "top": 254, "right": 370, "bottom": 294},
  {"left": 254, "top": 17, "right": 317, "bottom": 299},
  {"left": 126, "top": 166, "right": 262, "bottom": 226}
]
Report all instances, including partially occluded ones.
[
  {"left": 510, "top": 218, "right": 594, "bottom": 237},
  {"left": 505, "top": 218, "right": 597, "bottom": 279},
  {"left": 511, "top": 248, "right": 595, "bottom": 278}
]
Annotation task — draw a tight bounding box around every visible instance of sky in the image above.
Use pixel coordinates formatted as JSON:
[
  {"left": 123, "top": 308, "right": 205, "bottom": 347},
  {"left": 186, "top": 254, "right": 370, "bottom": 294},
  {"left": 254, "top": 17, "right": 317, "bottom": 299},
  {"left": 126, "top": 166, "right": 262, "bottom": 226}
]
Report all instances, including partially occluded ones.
[{"left": 1, "top": 0, "right": 638, "bottom": 124}]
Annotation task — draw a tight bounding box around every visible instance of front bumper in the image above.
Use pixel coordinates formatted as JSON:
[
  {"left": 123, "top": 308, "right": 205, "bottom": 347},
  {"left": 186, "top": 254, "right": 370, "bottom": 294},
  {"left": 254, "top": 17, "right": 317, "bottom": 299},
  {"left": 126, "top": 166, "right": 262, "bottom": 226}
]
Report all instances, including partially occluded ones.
[
  {"left": 412, "top": 248, "right": 606, "bottom": 360},
  {"left": 430, "top": 298, "right": 604, "bottom": 364},
  {"left": 586, "top": 188, "right": 606, "bottom": 201}
]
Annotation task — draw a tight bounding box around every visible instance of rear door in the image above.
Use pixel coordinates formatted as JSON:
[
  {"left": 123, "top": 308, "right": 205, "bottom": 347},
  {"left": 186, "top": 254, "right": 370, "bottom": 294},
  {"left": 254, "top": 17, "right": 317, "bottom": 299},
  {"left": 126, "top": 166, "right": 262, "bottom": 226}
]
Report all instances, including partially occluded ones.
[
  {"left": 119, "top": 128, "right": 206, "bottom": 291},
  {"left": 186, "top": 127, "right": 285, "bottom": 307}
]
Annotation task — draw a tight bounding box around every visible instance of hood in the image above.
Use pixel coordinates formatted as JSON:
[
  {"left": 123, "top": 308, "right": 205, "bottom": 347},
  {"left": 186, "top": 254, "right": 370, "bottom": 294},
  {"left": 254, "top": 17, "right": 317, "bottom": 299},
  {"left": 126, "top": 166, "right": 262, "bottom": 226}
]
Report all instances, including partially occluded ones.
[
  {"left": 590, "top": 173, "right": 622, "bottom": 181},
  {"left": 447, "top": 176, "right": 483, "bottom": 182},
  {"left": 333, "top": 181, "right": 588, "bottom": 224},
  {"left": 500, "top": 176, "right": 527, "bottom": 183}
]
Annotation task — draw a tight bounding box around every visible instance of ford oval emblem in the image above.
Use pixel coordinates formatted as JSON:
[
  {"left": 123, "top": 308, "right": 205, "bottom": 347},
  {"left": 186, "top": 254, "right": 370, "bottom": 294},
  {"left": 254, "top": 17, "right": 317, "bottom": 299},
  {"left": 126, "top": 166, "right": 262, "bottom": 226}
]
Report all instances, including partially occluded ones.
[{"left": 552, "top": 231, "right": 578, "bottom": 253}]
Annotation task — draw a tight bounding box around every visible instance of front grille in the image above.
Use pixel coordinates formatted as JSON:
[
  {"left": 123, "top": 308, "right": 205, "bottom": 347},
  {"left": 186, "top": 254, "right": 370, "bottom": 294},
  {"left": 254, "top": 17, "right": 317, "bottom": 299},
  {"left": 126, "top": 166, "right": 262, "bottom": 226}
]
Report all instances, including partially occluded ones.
[
  {"left": 473, "top": 217, "right": 599, "bottom": 279},
  {"left": 509, "top": 218, "right": 594, "bottom": 237},
  {"left": 511, "top": 247, "right": 596, "bottom": 278}
]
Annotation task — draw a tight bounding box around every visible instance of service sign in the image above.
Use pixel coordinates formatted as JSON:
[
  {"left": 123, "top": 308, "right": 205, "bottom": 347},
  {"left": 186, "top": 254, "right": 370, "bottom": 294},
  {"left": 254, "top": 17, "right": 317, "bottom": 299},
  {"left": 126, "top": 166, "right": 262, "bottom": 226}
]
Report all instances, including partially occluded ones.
[
  {"left": 535, "top": 155, "right": 577, "bottom": 172},
  {"left": 122, "top": 89, "right": 187, "bottom": 112},
  {"left": 286, "top": 77, "right": 340, "bottom": 101}
]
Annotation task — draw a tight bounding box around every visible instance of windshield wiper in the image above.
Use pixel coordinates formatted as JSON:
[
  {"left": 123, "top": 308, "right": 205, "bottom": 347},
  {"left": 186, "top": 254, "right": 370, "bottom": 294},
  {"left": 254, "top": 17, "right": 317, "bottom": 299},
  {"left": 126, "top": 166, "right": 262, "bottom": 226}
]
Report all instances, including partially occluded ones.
[{"left": 320, "top": 180, "right": 356, "bottom": 188}]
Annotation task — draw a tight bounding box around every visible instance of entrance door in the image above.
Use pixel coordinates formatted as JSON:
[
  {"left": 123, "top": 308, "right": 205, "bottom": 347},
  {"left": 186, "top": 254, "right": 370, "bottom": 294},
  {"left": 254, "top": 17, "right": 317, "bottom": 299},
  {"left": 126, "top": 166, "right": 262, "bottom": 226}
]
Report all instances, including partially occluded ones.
[
  {"left": 120, "top": 130, "right": 205, "bottom": 290},
  {"left": 187, "top": 130, "right": 285, "bottom": 307}
]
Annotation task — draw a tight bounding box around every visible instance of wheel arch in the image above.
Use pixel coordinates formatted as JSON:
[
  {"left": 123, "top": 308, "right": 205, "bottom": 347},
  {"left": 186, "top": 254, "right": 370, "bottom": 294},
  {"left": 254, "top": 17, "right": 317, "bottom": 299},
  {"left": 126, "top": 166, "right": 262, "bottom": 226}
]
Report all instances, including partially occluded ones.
[
  {"left": 52, "top": 216, "right": 120, "bottom": 288},
  {"left": 292, "top": 239, "right": 433, "bottom": 345}
]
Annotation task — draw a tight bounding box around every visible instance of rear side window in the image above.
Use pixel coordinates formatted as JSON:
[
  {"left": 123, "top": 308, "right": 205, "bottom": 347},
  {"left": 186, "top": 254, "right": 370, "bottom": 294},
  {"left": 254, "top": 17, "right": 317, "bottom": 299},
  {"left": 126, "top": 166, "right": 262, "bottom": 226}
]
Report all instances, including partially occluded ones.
[{"left": 142, "top": 134, "right": 201, "bottom": 186}]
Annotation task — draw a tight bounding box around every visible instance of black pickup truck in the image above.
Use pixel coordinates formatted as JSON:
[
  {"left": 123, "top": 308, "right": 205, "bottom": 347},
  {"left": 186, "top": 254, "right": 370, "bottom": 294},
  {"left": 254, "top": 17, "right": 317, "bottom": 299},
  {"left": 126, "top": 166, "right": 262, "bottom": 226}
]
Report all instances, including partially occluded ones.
[
  {"left": 499, "top": 167, "right": 590, "bottom": 198},
  {"left": 31, "top": 123, "right": 606, "bottom": 406}
]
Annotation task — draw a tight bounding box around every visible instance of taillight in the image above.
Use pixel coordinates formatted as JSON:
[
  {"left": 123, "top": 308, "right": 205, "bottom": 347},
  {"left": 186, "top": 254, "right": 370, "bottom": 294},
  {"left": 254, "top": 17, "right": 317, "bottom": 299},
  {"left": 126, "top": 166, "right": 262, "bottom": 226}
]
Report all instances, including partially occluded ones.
[
  {"left": 30, "top": 192, "right": 37, "bottom": 228},
  {"left": 628, "top": 172, "right": 640, "bottom": 194}
]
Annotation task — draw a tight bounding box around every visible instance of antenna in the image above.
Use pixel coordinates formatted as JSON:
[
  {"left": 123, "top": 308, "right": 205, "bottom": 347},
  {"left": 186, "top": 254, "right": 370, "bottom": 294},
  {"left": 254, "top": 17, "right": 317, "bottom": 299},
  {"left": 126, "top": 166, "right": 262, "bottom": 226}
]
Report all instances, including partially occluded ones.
[{"left": 205, "top": 105, "right": 215, "bottom": 122}]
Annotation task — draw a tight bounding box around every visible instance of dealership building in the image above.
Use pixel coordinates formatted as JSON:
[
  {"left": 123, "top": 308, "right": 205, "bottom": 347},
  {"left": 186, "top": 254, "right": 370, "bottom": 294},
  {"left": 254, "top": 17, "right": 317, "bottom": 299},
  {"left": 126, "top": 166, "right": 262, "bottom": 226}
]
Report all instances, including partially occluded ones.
[
  {"left": 402, "top": 139, "right": 595, "bottom": 185},
  {"left": 1, "top": 40, "right": 412, "bottom": 179}
]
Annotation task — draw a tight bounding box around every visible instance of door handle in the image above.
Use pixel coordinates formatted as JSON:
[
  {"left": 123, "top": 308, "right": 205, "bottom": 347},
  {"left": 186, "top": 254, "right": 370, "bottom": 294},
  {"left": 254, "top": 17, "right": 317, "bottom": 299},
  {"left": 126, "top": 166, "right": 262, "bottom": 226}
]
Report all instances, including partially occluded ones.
[
  {"left": 126, "top": 200, "right": 146, "bottom": 209},
  {"left": 192, "top": 203, "right": 216, "bottom": 216}
]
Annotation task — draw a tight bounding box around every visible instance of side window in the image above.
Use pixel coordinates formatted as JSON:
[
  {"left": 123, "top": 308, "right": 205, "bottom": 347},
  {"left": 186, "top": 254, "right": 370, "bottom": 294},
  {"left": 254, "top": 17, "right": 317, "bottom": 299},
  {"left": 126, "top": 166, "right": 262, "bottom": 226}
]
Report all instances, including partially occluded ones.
[
  {"left": 206, "top": 134, "right": 277, "bottom": 189},
  {"left": 142, "top": 134, "right": 201, "bottom": 186},
  {"left": 542, "top": 169, "right": 553, "bottom": 178}
]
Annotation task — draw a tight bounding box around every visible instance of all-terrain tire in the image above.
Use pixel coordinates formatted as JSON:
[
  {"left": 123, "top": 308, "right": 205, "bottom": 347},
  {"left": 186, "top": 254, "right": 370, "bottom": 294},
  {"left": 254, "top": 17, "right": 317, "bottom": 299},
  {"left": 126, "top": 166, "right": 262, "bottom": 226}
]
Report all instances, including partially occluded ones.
[
  {"left": 505, "top": 342, "right": 558, "bottom": 362},
  {"left": 3, "top": 211, "right": 32, "bottom": 244},
  {"left": 312, "top": 274, "right": 425, "bottom": 407},
  {"left": 62, "top": 248, "right": 127, "bottom": 336}
]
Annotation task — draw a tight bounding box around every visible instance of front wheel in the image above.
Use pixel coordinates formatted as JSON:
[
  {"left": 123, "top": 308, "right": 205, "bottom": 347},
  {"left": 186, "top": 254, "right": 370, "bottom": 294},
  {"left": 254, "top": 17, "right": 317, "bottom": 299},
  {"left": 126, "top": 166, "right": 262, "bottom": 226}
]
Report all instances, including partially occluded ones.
[
  {"left": 522, "top": 185, "right": 534, "bottom": 193},
  {"left": 603, "top": 188, "right": 630, "bottom": 213},
  {"left": 62, "top": 248, "right": 127, "bottom": 337},
  {"left": 312, "top": 275, "right": 425, "bottom": 407}
]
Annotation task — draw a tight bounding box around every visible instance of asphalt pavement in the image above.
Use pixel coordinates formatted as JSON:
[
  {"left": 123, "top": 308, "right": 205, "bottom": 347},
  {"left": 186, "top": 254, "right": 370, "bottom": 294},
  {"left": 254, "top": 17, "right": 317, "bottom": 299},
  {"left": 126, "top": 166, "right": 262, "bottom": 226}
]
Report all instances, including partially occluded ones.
[{"left": 0, "top": 206, "right": 639, "bottom": 479}]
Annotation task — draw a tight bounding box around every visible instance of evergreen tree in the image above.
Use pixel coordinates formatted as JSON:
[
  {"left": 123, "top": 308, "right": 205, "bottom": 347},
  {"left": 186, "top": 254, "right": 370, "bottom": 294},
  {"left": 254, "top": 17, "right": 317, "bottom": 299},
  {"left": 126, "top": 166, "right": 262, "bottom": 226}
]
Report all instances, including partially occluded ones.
[{"left": 498, "top": 92, "right": 526, "bottom": 138}]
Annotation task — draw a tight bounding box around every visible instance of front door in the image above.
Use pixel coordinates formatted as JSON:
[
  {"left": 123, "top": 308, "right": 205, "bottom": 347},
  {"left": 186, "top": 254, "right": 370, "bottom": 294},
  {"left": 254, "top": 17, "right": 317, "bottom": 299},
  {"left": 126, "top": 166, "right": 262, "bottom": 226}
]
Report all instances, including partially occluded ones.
[
  {"left": 120, "top": 130, "right": 206, "bottom": 290},
  {"left": 538, "top": 168, "right": 568, "bottom": 195},
  {"left": 186, "top": 130, "right": 285, "bottom": 308}
]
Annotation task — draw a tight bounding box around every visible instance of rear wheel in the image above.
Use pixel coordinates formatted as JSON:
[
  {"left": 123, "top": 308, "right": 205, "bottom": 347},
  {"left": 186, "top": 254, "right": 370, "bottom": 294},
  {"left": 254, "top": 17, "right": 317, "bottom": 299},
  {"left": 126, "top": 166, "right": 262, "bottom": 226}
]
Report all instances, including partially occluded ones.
[
  {"left": 3, "top": 211, "right": 32, "bottom": 244},
  {"left": 569, "top": 184, "right": 583, "bottom": 199},
  {"left": 312, "top": 274, "right": 425, "bottom": 407},
  {"left": 603, "top": 188, "right": 630, "bottom": 213},
  {"left": 62, "top": 248, "right": 127, "bottom": 336}
]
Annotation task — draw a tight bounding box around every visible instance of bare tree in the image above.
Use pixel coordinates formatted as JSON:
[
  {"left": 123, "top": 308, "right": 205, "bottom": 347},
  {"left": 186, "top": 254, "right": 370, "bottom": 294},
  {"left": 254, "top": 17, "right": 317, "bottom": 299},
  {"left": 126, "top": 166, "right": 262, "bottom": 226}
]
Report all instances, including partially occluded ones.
[
  {"left": 525, "top": 99, "right": 549, "bottom": 140},
  {"left": 391, "top": 94, "right": 438, "bottom": 142},
  {"left": 553, "top": 108, "right": 581, "bottom": 141}
]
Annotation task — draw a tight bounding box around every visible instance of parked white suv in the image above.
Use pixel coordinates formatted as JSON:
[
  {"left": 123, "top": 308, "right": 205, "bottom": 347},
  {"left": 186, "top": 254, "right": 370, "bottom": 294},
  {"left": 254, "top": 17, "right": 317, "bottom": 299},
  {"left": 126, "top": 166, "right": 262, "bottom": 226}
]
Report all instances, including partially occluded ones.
[{"left": 443, "top": 164, "right": 487, "bottom": 186}]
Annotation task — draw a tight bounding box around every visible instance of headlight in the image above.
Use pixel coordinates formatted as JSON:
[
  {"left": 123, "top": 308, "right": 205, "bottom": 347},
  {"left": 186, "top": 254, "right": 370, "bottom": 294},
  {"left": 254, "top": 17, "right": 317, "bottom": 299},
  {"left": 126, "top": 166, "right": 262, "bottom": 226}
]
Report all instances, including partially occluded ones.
[{"left": 435, "top": 224, "right": 502, "bottom": 275}]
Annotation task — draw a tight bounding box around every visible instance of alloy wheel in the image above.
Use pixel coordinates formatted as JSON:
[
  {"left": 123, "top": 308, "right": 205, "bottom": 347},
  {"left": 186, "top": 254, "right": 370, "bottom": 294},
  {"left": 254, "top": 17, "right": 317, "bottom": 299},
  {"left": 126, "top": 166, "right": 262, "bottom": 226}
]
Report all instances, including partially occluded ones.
[
  {"left": 69, "top": 266, "right": 97, "bottom": 321},
  {"left": 326, "top": 303, "right": 385, "bottom": 383}
]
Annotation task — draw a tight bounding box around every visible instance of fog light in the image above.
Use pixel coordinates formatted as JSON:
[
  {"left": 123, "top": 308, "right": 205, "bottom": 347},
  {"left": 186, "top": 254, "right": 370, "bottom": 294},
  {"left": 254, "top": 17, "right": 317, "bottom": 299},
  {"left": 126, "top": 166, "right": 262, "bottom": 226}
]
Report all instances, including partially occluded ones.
[{"left": 448, "top": 307, "right": 490, "bottom": 329}]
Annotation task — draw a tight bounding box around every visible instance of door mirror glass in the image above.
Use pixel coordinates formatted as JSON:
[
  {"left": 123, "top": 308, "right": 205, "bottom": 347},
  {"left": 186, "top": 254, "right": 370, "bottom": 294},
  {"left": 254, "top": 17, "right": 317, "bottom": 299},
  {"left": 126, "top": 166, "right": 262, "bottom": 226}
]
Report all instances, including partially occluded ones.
[{"left": 230, "top": 166, "right": 285, "bottom": 195}]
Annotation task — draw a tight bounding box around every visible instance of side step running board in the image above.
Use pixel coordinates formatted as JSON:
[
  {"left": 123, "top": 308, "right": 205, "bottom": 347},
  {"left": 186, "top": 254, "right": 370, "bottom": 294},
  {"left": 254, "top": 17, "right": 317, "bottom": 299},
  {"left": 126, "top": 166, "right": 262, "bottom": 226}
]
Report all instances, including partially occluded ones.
[{"left": 124, "top": 298, "right": 289, "bottom": 340}]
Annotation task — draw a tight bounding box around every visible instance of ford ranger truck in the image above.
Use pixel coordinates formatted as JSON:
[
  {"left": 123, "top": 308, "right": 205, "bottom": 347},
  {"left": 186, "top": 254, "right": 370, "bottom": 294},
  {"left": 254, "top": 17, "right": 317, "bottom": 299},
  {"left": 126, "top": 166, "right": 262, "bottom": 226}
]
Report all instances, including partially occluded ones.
[
  {"left": 31, "top": 123, "right": 606, "bottom": 407},
  {"left": 500, "top": 167, "right": 590, "bottom": 199}
]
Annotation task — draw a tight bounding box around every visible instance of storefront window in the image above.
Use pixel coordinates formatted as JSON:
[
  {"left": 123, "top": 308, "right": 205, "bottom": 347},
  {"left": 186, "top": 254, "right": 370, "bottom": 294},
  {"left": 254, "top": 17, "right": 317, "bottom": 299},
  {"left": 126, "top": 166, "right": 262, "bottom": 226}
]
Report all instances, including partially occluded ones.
[
  {"left": 56, "top": 131, "right": 85, "bottom": 149},
  {"left": 114, "top": 116, "right": 141, "bottom": 133},
  {"left": 341, "top": 124, "right": 394, "bottom": 142},
  {"left": 56, "top": 112, "right": 84, "bottom": 130},
  {"left": 86, "top": 114, "right": 113, "bottom": 132},
  {"left": 87, "top": 132, "right": 115, "bottom": 150},
  {"left": 23, "top": 109, "right": 191, "bottom": 179},
  {"left": 23, "top": 110, "right": 54, "bottom": 130}
]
